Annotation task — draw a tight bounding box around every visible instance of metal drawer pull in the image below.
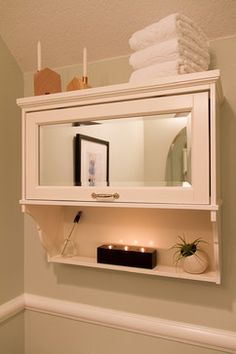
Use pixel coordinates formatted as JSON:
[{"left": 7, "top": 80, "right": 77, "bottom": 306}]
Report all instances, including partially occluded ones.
[{"left": 91, "top": 192, "right": 120, "bottom": 201}]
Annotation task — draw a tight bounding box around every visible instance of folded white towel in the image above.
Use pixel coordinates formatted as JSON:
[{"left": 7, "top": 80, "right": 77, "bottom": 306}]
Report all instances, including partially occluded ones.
[
  {"left": 129, "top": 59, "right": 207, "bottom": 84},
  {"left": 129, "top": 37, "right": 210, "bottom": 70},
  {"left": 129, "top": 13, "right": 208, "bottom": 51}
]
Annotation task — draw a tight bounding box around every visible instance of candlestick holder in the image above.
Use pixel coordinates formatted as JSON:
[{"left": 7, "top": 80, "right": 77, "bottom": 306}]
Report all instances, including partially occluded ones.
[
  {"left": 97, "top": 244, "right": 157, "bottom": 269},
  {"left": 66, "top": 76, "right": 91, "bottom": 92},
  {"left": 81, "top": 76, "right": 91, "bottom": 89}
]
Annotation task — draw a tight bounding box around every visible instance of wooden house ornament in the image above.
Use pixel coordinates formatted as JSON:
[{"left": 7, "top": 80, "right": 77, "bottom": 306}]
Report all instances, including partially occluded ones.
[
  {"left": 34, "top": 68, "right": 61, "bottom": 95},
  {"left": 66, "top": 76, "right": 83, "bottom": 91},
  {"left": 34, "top": 41, "right": 61, "bottom": 96},
  {"left": 66, "top": 76, "right": 91, "bottom": 91}
]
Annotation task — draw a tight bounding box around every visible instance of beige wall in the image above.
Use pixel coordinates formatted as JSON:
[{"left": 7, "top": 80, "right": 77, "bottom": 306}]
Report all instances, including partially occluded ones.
[
  {"left": 24, "top": 55, "right": 132, "bottom": 96},
  {"left": 0, "top": 313, "right": 24, "bottom": 354},
  {"left": 25, "top": 310, "right": 228, "bottom": 354},
  {"left": 0, "top": 36, "right": 24, "bottom": 352},
  {"left": 23, "top": 35, "right": 236, "bottom": 353}
]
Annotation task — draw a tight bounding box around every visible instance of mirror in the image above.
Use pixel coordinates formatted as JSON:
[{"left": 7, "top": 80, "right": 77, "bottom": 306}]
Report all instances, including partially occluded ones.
[{"left": 39, "top": 112, "right": 191, "bottom": 187}]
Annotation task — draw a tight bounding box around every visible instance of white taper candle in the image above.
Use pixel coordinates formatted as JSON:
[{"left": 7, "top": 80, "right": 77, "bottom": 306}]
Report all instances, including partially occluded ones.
[
  {"left": 37, "top": 41, "right": 42, "bottom": 71},
  {"left": 83, "top": 47, "right": 87, "bottom": 77}
]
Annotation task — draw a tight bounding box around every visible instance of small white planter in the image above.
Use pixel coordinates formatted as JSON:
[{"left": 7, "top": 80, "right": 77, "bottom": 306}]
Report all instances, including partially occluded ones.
[{"left": 183, "top": 250, "right": 208, "bottom": 274}]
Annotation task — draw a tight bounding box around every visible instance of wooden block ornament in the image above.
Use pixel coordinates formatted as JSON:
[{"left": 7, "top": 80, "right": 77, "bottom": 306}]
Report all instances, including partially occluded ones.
[
  {"left": 66, "top": 76, "right": 83, "bottom": 91},
  {"left": 34, "top": 68, "right": 61, "bottom": 95},
  {"left": 34, "top": 41, "right": 61, "bottom": 96}
]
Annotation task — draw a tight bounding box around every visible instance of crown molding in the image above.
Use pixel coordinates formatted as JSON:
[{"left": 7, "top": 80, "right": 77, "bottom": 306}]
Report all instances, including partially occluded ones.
[{"left": 17, "top": 70, "right": 222, "bottom": 111}]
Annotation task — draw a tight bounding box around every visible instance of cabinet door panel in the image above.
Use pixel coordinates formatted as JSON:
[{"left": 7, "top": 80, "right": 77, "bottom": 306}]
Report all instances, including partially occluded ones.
[{"left": 25, "top": 92, "right": 209, "bottom": 204}]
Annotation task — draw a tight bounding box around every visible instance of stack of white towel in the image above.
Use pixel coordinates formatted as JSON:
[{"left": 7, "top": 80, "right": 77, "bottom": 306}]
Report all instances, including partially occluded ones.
[{"left": 129, "top": 13, "right": 210, "bottom": 83}]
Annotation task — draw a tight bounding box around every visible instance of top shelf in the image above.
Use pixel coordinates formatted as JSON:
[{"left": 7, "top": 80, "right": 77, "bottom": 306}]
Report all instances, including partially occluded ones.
[{"left": 17, "top": 70, "right": 223, "bottom": 111}]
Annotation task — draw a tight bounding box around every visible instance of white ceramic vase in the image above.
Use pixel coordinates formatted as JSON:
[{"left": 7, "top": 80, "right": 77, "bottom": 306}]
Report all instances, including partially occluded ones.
[{"left": 183, "top": 250, "right": 208, "bottom": 274}]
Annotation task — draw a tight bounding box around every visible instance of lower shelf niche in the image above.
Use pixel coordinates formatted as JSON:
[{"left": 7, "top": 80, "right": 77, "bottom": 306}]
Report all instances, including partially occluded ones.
[{"left": 24, "top": 204, "right": 221, "bottom": 284}]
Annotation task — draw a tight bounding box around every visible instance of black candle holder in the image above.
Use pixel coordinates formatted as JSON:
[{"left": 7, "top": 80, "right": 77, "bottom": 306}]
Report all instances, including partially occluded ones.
[{"left": 97, "top": 244, "right": 157, "bottom": 269}]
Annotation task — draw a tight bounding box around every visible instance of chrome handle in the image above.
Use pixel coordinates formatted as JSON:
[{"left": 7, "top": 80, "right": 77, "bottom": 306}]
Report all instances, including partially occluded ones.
[{"left": 91, "top": 192, "right": 120, "bottom": 201}]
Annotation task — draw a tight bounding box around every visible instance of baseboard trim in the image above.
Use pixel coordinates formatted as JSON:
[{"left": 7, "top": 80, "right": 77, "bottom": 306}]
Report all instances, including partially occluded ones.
[
  {"left": 0, "top": 295, "right": 25, "bottom": 324},
  {"left": 24, "top": 293, "right": 236, "bottom": 353}
]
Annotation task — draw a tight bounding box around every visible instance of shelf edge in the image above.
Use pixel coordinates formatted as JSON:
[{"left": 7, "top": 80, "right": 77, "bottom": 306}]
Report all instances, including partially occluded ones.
[
  {"left": 48, "top": 255, "right": 219, "bottom": 284},
  {"left": 20, "top": 199, "right": 220, "bottom": 211}
]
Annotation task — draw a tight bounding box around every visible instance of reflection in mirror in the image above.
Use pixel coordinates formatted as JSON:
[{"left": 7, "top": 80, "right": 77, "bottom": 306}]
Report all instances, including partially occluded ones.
[
  {"left": 74, "top": 134, "right": 109, "bottom": 187},
  {"left": 165, "top": 125, "right": 191, "bottom": 186},
  {"left": 39, "top": 112, "right": 191, "bottom": 187}
]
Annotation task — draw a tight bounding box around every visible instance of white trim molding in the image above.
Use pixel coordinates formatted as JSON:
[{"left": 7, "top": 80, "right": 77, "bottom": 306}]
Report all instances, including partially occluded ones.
[
  {"left": 24, "top": 293, "right": 236, "bottom": 353},
  {"left": 0, "top": 295, "right": 25, "bottom": 324},
  {"left": 17, "top": 70, "right": 222, "bottom": 111},
  {"left": 1, "top": 293, "right": 236, "bottom": 352}
]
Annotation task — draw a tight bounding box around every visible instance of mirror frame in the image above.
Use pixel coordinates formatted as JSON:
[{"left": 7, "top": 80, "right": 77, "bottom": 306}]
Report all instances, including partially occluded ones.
[{"left": 25, "top": 92, "right": 209, "bottom": 205}]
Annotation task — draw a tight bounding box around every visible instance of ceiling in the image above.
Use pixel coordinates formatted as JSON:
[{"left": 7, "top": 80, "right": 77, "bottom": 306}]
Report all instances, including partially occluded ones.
[{"left": 0, "top": 0, "right": 236, "bottom": 73}]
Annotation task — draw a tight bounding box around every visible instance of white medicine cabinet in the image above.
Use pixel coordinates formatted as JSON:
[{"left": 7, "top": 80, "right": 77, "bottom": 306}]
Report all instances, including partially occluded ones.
[{"left": 17, "top": 70, "right": 223, "bottom": 283}]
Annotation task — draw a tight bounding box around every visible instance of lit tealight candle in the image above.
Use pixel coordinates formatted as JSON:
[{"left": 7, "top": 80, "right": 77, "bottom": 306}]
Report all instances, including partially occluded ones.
[
  {"left": 140, "top": 247, "right": 145, "bottom": 253},
  {"left": 83, "top": 47, "right": 87, "bottom": 77},
  {"left": 37, "top": 40, "right": 42, "bottom": 72},
  {"left": 124, "top": 246, "right": 129, "bottom": 251}
]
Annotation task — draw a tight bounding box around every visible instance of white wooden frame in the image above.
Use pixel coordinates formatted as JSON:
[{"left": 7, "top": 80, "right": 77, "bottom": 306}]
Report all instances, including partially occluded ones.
[
  {"left": 18, "top": 70, "right": 223, "bottom": 283},
  {"left": 24, "top": 92, "right": 209, "bottom": 205}
]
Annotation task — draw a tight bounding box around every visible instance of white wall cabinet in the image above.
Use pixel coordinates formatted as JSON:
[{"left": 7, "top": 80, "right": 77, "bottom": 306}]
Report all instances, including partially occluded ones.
[{"left": 17, "top": 70, "right": 223, "bottom": 283}]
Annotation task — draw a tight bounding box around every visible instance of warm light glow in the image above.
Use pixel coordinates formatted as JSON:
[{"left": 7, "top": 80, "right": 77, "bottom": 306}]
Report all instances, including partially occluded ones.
[
  {"left": 140, "top": 247, "right": 145, "bottom": 253},
  {"left": 108, "top": 245, "right": 113, "bottom": 249},
  {"left": 124, "top": 246, "right": 129, "bottom": 251}
]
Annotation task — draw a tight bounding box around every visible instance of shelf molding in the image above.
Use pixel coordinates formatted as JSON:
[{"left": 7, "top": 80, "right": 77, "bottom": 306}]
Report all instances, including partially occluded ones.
[
  {"left": 17, "top": 70, "right": 222, "bottom": 111},
  {"left": 49, "top": 255, "right": 220, "bottom": 284},
  {"left": 20, "top": 199, "right": 220, "bottom": 211}
]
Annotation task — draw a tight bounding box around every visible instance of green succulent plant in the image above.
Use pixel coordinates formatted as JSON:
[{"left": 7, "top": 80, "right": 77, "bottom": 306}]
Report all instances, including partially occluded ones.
[{"left": 171, "top": 235, "right": 206, "bottom": 264}]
